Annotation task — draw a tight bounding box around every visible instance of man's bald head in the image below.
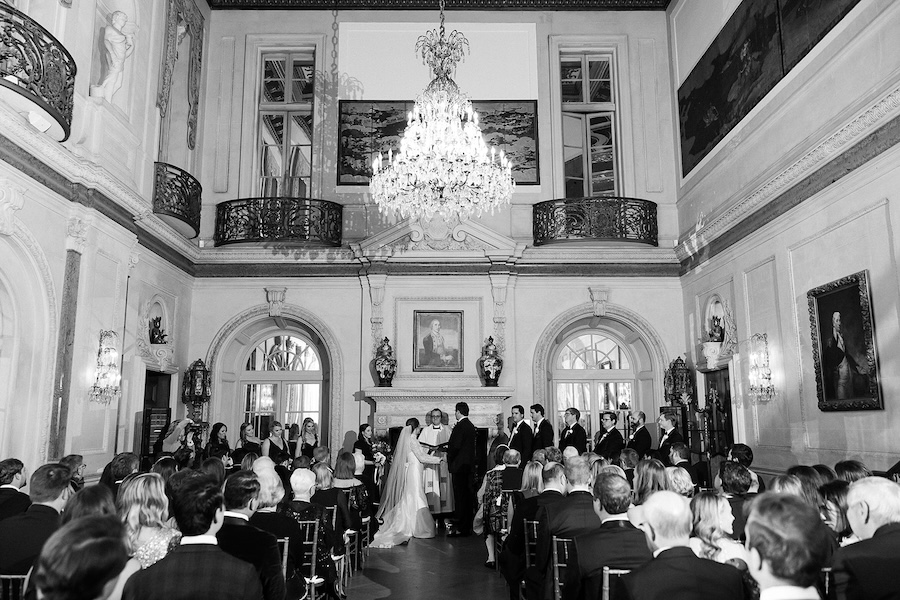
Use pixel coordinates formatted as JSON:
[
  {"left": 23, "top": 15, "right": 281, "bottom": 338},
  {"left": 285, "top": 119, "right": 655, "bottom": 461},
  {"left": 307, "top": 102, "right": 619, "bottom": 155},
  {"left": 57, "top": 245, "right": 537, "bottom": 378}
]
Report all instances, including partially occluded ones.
[{"left": 632, "top": 490, "right": 692, "bottom": 550}]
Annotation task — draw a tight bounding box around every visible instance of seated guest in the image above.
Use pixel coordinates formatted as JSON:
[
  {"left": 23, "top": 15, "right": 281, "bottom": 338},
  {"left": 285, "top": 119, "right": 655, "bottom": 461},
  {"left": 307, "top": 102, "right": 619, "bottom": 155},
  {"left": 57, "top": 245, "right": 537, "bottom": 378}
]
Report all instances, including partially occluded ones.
[
  {"left": 785, "top": 465, "right": 827, "bottom": 506},
  {"left": 544, "top": 447, "right": 563, "bottom": 464},
  {"left": 106, "top": 453, "right": 140, "bottom": 500},
  {"left": 720, "top": 462, "right": 754, "bottom": 541},
  {"left": 745, "top": 493, "right": 832, "bottom": 600},
  {"left": 293, "top": 455, "right": 311, "bottom": 470},
  {"left": 689, "top": 491, "right": 748, "bottom": 564},
  {"left": 518, "top": 460, "right": 543, "bottom": 501},
  {"left": 502, "top": 449, "right": 524, "bottom": 490},
  {"left": 0, "top": 462, "right": 70, "bottom": 574},
  {"left": 311, "top": 463, "right": 351, "bottom": 542},
  {"left": 714, "top": 444, "right": 764, "bottom": 494},
  {"left": 769, "top": 474, "right": 803, "bottom": 496},
  {"left": 531, "top": 449, "right": 548, "bottom": 466},
  {"left": 118, "top": 473, "right": 181, "bottom": 568},
  {"left": 624, "top": 491, "right": 745, "bottom": 600},
  {"left": 150, "top": 456, "right": 178, "bottom": 486},
  {"left": 834, "top": 459, "right": 871, "bottom": 484},
  {"left": 499, "top": 462, "right": 567, "bottom": 600},
  {"left": 122, "top": 475, "right": 263, "bottom": 600},
  {"left": 200, "top": 457, "right": 226, "bottom": 485},
  {"left": 61, "top": 483, "right": 116, "bottom": 525},
  {"left": 831, "top": 477, "right": 900, "bottom": 600},
  {"left": 666, "top": 466, "right": 695, "bottom": 498},
  {"left": 33, "top": 515, "right": 129, "bottom": 600},
  {"left": 59, "top": 454, "right": 86, "bottom": 492},
  {"left": 312, "top": 446, "right": 331, "bottom": 468},
  {"left": 333, "top": 451, "right": 370, "bottom": 531},
  {"left": 534, "top": 457, "right": 602, "bottom": 599},
  {"left": 250, "top": 467, "right": 304, "bottom": 598},
  {"left": 669, "top": 443, "right": 699, "bottom": 489},
  {"left": 619, "top": 449, "right": 638, "bottom": 486},
  {"left": 567, "top": 473, "right": 652, "bottom": 600},
  {"left": 632, "top": 459, "right": 667, "bottom": 505},
  {"left": 0, "top": 458, "right": 30, "bottom": 521},
  {"left": 812, "top": 463, "right": 837, "bottom": 484},
  {"left": 562, "top": 446, "right": 579, "bottom": 461},
  {"left": 281, "top": 468, "right": 341, "bottom": 600},
  {"left": 819, "top": 479, "right": 858, "bottom": 546},
  {"left": 217, "top": 470, "right": 286, "bottom": 600}
]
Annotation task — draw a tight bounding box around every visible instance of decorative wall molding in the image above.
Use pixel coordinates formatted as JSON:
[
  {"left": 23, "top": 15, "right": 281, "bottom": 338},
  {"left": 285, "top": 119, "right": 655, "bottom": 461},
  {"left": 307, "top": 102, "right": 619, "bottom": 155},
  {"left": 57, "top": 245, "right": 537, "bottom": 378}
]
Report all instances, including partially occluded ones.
[
  {"left": 65, "top": 212, "right": 90, "bottom": 253},
  {"left": 366, "top": 273, "right": 387, "bottom": 351},
  {"left": 158, "top": 0, "right": 204, "bottom": 149},
  {"left": 137, "top": 297, "right": 178, "bottom": 373},
  {"left": 676, "top": 84, "right": 900, "bottom": 265},
  {"left": 489, "top": 273, "right": 509, "bottom": 354},
  {"left": 208, "top": 0, "right": 671, "bottom": 9},
  {"left": 265, "top": 287, "right": 286, "bottom": 317},
  {"left": 589, "top": 287, "right": 609, "bottom": 317},
  {"left": 0, "top": 178, "right": 24, "bottom": 235}
]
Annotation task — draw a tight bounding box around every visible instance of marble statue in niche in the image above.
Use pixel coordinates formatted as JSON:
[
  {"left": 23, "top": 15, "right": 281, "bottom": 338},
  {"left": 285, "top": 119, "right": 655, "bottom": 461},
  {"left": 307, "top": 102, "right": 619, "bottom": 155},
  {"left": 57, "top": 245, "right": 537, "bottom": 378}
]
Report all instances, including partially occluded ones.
[{"left": 90, "top": 11, "right": 136, "bottom": 102}]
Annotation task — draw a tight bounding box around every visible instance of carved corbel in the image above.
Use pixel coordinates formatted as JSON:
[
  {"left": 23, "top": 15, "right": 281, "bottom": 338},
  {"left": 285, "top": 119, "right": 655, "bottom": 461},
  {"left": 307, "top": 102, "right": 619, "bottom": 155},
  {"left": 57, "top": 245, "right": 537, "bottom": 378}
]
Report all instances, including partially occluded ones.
[
  {"left": 589, "top": 287, "right": 609, "bottom": 317},
  {"left": 265, "top": 287, "right": 286, "bottom": 317},
  {"left": 65, "top": 212, "right": 91, "bottom": 254},
  {"left": 0, "top": 179, "right": 25, "bottom": 236},
  {"left": 489, "top": 272, "right": 509, "bottom": 354},
  {"left": 128, "top": 240, "right": 141, "bottom": 273},
  {"left": 367, "top": 274, "right": 388, "bottom": 350}
]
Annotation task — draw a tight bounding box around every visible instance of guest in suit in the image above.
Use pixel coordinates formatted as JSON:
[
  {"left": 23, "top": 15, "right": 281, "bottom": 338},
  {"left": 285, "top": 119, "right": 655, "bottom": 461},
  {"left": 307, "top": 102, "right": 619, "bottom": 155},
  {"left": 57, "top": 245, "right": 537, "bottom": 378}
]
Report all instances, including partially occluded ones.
[
  {"left": 655, "top": 413, "right": 683, "bottom": 466},
  {"left": 745, "top": 493, "right": 832, "bottom": 600},
  {"left": 0, "top": 462, "right": 70, "bottom": 574},
  {"left": 105, "top": 452, "right": 140, "bottom": 501},
  {"left": 448, "top": 401, "right": 477, "bottom": 537},
  {"left": 559, "top": 407, "right": 588, "bottom": 455},
  {"left": 594, "top": 411, "right": 625, "bottom": 461},
  {"left": 831, "top": 477, "right": 900, "bottom": 600},
  {"left": 669, "top": 442, "right": 699, "bottom": 489},
  {"left": 619, "top": 448, "right": 638, "bottom": 486},
  {"left": 32, "top": 515, "right": 129, "bottom": 600},
  {"left": 530, "top": 404, "right": 554, "bottom": 451},
  {"left": 533, "top": 457, "right": 602, "bottom": 600},
  {"left": 623, "top": 490, "right": 745, "bottom": 600},
  {"left": 217, "top": 470, "right": 286, "bottom": 600},
  {"left": 721, "top": 462, "right": 755, "bottom": 542},
  {"left": 509, "top": 405, "right": 534, "bottom": 462},
  {"left": 0, "top": 458, "right": 30, "bottom": 521},
  {"left": 566, "top": 473, "right": 653, "bottom": 600},
  {"left": 122, "top": 474, "right": 263, "bottom": 600},
  {"left": 625, "top": 412, "right": 652, "bottom": 460}
]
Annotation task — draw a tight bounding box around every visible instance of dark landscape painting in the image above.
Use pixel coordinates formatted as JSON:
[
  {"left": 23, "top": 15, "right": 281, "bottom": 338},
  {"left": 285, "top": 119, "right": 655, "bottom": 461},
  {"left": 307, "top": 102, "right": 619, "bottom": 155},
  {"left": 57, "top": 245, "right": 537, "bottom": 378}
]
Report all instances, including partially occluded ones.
[
  {"left": 779, "top": 0, "right": 862, "bottom": 72},
  {"left": 678, "top": 0, "right": 782, "bottom": 175},
  {"left": 338, "top": 100, "right": 538, "bottom": 185}
]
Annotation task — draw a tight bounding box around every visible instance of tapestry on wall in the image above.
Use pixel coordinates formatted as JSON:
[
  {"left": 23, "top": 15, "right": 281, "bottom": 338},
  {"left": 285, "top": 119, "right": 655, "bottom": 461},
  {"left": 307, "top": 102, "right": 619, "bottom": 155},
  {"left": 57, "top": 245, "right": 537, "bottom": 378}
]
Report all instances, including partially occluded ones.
[
  {"left": 678, "top": 0, "right": 862, "bottom": 176},
  {"left": 337, "top": 100, "right": 539, "bottom": 186}
]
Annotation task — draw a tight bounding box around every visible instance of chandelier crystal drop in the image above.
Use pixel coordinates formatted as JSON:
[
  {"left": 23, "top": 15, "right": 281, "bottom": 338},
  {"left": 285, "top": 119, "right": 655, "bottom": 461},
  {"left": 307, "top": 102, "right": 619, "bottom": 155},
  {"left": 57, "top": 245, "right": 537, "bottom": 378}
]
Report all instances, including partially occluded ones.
[{"left": 370, "top": 0, "right": 515, "bottom": 222}]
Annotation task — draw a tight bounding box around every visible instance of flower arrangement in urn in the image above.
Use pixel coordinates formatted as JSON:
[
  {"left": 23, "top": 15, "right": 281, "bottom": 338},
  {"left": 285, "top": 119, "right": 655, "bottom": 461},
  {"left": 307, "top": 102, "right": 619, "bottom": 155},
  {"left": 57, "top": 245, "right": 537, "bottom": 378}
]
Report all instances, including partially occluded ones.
[
  {"left": 480, "top": 336, "right": 503, "bottom": 387},
  {"left": 374, "top": 337, "right": 397, "bottom": 387}
]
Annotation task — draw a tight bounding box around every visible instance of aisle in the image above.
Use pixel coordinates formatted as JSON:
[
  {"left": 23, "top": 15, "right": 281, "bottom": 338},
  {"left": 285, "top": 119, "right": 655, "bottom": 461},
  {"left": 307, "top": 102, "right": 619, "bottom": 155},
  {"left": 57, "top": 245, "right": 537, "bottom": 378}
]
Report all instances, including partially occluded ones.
[{"left": 349, "top": 532, "right": 510, "bottom": 599}]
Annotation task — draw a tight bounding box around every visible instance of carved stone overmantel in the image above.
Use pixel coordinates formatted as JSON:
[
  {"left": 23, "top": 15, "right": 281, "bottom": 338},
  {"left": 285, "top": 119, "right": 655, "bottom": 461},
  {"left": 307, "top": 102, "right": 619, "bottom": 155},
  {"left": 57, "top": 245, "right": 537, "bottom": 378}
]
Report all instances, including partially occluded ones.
[
  {"left": 364, "top": 387, "right": 514, "bottom": 434},
  {"left": 366, "top": 273, "right": 388, "bottom": 350}
]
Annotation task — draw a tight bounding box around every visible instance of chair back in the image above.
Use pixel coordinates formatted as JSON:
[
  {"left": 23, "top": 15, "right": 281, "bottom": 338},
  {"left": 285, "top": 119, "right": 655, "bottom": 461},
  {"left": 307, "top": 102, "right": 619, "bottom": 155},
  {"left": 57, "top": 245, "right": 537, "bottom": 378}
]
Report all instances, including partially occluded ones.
[
  {"left": 523, "top": 520, "right": 539, "bottom": 569},
  {"left": 323, "top": 505, "right": 337, "bottom": 531},
  {"left": 551, "top": 536, "right": 574, "bottom": 600},
  {"left": 295, "top": 520, "right": 320, "bottom": 580},
  {"left": 821, "top": 567, "right": 833, "bottom": 597},
  {"left": 602, "top": 567, "right": 630, "bottom": 600},
  {"left": 0, "top": 575, "right": 27, "bottom": 600},
  {"left": 277, "top": 536, "right": 290, "bottom": 580}
]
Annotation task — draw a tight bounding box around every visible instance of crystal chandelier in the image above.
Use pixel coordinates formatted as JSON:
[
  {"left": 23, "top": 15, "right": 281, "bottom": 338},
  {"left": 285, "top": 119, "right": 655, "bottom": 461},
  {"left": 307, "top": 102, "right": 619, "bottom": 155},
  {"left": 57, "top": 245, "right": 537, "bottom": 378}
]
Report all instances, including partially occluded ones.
[{"left": 370, "top": 0, "right": 515, "bottom": 222}]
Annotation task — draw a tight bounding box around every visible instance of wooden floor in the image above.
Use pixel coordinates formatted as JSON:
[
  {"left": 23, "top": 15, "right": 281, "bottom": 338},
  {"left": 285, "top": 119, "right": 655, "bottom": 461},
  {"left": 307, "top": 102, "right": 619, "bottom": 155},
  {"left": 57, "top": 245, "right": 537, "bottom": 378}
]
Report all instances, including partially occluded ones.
[{"left": 349, "top": 531, "right": 510, "bottom": 599}]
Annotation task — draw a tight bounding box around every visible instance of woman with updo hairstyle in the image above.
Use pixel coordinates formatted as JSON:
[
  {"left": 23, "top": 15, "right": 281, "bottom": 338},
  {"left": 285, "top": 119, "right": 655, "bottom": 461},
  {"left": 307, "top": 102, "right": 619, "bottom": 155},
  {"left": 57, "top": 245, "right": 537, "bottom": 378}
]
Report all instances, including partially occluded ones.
[
  {"left": 150, "top": 456, "right": 178, "bottom": 485},
  {"left": 61, "top": 484, "right": 116, "bottom": 525},
  {"left": 632, "top": 458, "right": 668, "bottom": 505},
  {"left": 116, "top": 473, "right": 181, "bottom": 569},
  {"left": 33, "top": 515, "right": 129, "bottom": 600},
  {"left": 689, "top": 491, "right": 748, "bottom": 563}
]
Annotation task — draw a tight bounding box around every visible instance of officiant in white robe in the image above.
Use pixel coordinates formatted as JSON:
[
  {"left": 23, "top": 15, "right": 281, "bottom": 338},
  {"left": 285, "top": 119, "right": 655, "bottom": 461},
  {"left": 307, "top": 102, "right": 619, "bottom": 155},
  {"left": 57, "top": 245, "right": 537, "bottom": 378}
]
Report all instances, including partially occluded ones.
[{"left": 418, "top": 408, "right": 454, "bottom": 516}]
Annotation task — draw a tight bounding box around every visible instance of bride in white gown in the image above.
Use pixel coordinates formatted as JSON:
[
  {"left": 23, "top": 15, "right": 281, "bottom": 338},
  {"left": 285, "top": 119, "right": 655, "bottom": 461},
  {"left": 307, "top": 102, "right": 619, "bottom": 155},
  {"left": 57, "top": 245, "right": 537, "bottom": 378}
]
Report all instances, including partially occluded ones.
[{"left": 371, "top": 418, "right": 443, "bottom": 548}]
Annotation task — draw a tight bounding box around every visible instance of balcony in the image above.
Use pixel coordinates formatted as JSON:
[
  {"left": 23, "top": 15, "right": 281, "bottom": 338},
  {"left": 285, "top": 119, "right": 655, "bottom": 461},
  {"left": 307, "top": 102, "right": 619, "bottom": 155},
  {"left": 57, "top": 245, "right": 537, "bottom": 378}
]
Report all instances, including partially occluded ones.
[
  {"left": 214, "top": 197, "right": 343, "bottom": 247},
  {"left": 153, "top": 162, "right": 202, "bottom": 239},
  {"left": 533, "top": 196, "right": 658, "bottom": 246},
  {"left": 0, "top": 4, "right": 76, "bottom": 141}
]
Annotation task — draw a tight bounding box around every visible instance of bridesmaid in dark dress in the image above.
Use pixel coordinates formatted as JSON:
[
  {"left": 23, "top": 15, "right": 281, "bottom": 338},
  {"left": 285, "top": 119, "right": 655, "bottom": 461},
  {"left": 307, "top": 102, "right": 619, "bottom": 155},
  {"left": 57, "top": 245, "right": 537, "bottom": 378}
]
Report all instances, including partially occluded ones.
[
  {"left": 261, "top": 421, "right": 289, "bottom": 460},
  {"left": 236, "top": 422, "right": 263, "bottom": 456},
  {"left": 297, "top": 417, "right": 319, "bottom": 459},
  {"left": 353, "top": 423, "right": 381, "bottom": 504}
]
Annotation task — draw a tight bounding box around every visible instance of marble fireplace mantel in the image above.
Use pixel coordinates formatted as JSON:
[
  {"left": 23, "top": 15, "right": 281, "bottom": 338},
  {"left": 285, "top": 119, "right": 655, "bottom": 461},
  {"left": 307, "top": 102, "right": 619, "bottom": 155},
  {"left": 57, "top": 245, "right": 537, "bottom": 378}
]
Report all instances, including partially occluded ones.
[{"left": 363, "top": 387, "right": 514, "bottom": 433}]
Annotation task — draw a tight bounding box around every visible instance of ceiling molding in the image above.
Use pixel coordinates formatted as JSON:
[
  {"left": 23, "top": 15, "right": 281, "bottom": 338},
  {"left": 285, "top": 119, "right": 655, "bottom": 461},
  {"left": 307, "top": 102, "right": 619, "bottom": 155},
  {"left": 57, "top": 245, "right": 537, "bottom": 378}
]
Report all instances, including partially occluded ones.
[{"left": 207, "top": 0, "right": 670, "bottom": 10}]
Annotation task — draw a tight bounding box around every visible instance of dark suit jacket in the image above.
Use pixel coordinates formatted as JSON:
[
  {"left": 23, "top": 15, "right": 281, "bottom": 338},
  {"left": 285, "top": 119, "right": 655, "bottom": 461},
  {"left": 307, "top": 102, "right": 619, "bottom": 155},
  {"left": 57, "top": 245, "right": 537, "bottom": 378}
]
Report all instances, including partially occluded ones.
[
  {"left": 559, "top": 424, "right": 588, "bottom": 454},
  {"left": 658, "top": 429, "right": 683, "bottom": 465},
  {"left": 249, "top": 511, "right": 303, "bottom": 579},
  {"left": 217, "top": 516, "right": 286, "bottom": 600},
  {"left": 0, "top": 487, "right": 30, "bottom": 522},
  {"left": 533, "top": 419, "right": 554, "bottom": 451},
  {"left": 0, "top": 504, "right": 59, "bottom": 574},
  {"left": 509, "top": 421, "right": 534, "bottom": 461},
  {"left": 622, "top": 546, "right": 745, "bottom": 600},
  {"left": 123, "top": 544, "right": 263, "bottom": 600},
  {"left": 625, "top": 426, "right": 652, "bottom": 459},
  {"left": 672, "top": 459, "right": 700, "bottom": 487},
  {"left": 594, "top": 428, "right": 624, "bottom": 460},
  {"left": 726, "top": 494, "right": 756, "bottom": 542},
  {"left": 831, "top": 522, "right": 900, "bottom": 600},
  {"left": 567, "top": 519, "right": 653, "bottom": 600},
  {"left": 500, "top": 490, "right": 566, "bottom": 586},
  {"left": 536, "top": 491, "right": 602, "bottom": 573},
  {"left": 448, "top": 417, "right": 476, "bottom": 474}
]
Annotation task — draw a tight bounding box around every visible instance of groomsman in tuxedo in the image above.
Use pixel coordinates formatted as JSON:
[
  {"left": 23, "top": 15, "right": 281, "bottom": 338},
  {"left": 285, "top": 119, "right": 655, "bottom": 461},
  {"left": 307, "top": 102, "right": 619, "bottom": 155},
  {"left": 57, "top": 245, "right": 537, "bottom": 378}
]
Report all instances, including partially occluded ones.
[
  {"left": 593, "top": 411, "right": 624, "bottom": 461},
  {"left": 530, "top": 404, "right": 554, "bottom": 452},
  {"left": 625, "top": 411, "right": 652, "bottom": 459},
  {"left": 558, "top": 407, "right": 587, "bottom": 455},
  {"left": 656, "top": 412, "right": 683, "bottom": 466},
  {"left": 448, "top": 402, "right": 477, "bottom": 537},
  {"left": 508, "top": 405, "right": 533, "bottom": 461}
]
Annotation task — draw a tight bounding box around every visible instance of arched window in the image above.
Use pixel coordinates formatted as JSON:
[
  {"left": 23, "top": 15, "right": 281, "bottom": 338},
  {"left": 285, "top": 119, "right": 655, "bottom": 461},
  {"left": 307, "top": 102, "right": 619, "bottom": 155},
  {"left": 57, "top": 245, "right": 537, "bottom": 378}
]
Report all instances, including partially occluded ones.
[
  {"left": 241, "top": 335, "right": 323, "bottom": 442},
  {"left": 553, "top": 331, "right": 635, "bottom": 445}
]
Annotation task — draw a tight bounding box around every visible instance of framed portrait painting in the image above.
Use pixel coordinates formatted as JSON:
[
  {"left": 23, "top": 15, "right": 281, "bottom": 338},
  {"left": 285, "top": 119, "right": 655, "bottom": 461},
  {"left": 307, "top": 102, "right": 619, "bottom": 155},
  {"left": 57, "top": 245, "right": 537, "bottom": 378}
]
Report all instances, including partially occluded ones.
[
  {"left": 413, "top": 311, "right": 463, "bottom": 372},
  {"left": 807, "top": 270, "right": 882, "bottom": 411}
]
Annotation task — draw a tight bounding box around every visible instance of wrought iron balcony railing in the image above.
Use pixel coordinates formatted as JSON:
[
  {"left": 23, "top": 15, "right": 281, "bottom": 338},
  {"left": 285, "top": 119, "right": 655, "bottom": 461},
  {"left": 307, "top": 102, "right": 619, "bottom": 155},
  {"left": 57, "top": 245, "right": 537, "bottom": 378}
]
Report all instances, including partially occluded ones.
[
  {"left": 214, "top": 197, "right": 343, "bottom": 247},
  {"left": 0, "top": 5, "right": 76, "bottom": 141},
  {"left": 533, "top": 196, "right": 658, "bottom": 246},
  {"left": 153, "top": 162, "right": 202, "bottom": 239}
]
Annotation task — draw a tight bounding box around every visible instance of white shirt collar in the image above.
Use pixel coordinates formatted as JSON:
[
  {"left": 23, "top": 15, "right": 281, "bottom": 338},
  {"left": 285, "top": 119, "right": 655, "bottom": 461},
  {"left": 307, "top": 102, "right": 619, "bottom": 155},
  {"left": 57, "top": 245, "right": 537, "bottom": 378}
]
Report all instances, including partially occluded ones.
[
  {"left": 0, "top": 484, "right": 23, "bottom": 491},
  {"left": 601, "top": 514, "right": 631, "bottom": 524},
  {"left": 652, "top": 545, "right": 674, "bottom": 557},
  {"left": 458, "top": 416, "right": 469, "bottom": 422},
  {"left": 223, "top": 510, "right": 250, "bottom": 521},
  {"left": 181, "top": 535, "right": 219, "bottom": 545},
  {"left": 760, "top": 586, "right": 821, "bottom": 600}
]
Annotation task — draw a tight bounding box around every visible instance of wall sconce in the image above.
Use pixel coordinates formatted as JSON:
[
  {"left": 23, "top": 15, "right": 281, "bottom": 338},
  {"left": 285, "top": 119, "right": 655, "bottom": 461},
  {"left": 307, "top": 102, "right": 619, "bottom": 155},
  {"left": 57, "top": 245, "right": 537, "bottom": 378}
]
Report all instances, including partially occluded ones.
[
  {"left": 89, "top": 330, "right": 121, "bottom": 404},
  {"left": 749, "top": 333, "right": 775, "bottom": 402},
  {"left": 182, "top": 358, "right": 211, "bottom": 419}
]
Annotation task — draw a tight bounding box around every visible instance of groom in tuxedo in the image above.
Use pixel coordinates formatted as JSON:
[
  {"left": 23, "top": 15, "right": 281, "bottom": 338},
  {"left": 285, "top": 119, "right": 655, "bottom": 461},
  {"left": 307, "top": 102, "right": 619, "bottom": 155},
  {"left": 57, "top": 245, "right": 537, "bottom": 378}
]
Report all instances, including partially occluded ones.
[{"left": 448, "top": 401, "right": 476, "bottom": 537}]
